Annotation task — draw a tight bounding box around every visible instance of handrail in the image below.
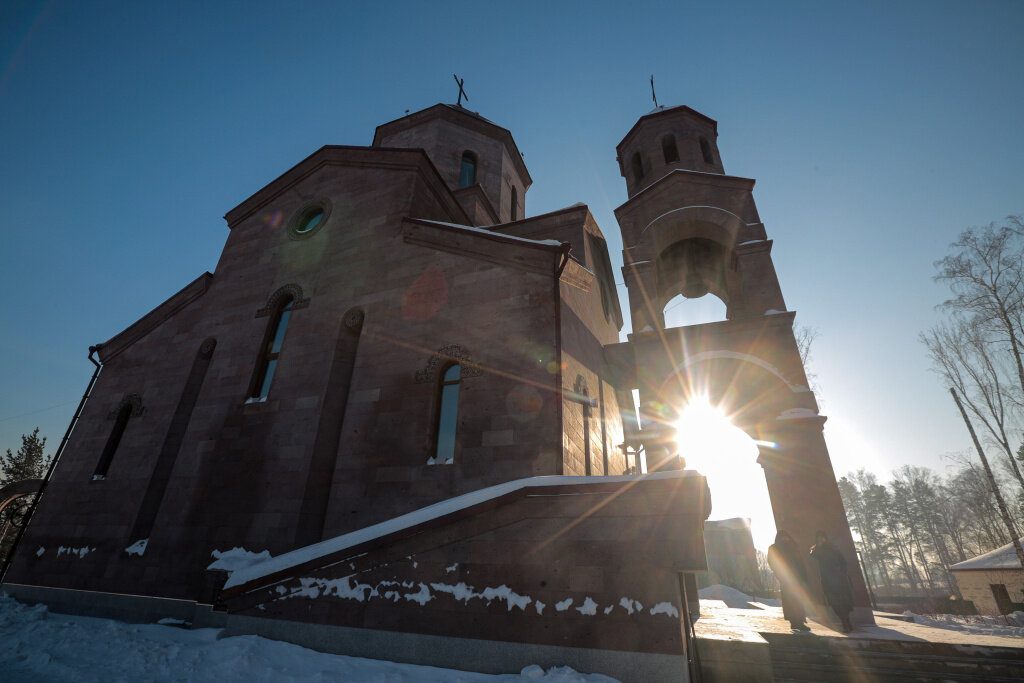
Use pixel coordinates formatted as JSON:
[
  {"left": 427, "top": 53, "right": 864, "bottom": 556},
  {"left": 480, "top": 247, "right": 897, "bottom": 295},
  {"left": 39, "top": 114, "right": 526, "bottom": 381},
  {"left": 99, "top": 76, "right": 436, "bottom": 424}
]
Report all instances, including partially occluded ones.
[{"left": 679, "top": 572, "right": 703, "bottom": 683}]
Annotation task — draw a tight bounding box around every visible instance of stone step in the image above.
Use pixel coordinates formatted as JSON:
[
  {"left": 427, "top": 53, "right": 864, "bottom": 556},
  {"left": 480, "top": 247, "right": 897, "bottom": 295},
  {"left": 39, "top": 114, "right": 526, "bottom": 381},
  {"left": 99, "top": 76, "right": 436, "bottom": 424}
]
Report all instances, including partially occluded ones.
[
  {"left": 764, "top": 631, "right": 1024, "bottom": 661},
  {"left": 764, "top": 632, "right": 1024, "bottom": 683},
  {"left": 771, "top": 660, "right": 1024, "bottom": 683},
  {"left": 769, "top": 646, "right": 1024, "bottom": 680}
]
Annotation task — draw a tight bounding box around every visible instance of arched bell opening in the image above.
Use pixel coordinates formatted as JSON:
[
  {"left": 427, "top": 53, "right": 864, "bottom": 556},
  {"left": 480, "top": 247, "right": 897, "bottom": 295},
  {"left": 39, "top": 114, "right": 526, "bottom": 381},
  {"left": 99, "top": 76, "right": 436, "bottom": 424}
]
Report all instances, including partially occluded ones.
[
  {"left": 662, "top": 293, "right": 728, "bottom": 328},
  {"left": 655, "top": 237, "right": 733, "bottom": 327}
]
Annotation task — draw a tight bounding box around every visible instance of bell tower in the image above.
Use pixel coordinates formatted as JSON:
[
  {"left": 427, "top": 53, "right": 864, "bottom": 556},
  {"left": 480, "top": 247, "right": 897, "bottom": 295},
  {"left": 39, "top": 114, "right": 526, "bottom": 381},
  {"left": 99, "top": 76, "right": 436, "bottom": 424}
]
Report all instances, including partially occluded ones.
[{"left": 608, "top": 105, "right": 874, "bottom": 623}]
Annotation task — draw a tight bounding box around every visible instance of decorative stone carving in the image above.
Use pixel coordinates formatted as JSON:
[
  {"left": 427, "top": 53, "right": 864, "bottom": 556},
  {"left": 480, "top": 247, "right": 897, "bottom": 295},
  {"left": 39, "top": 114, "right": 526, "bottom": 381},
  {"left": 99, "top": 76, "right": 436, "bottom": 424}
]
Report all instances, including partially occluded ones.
[
  {"left": 415, "top": 344, "right": 483, "bottom": 383},
  {"left": 255, "top": 284, "right": 310, "bottom": 318},
  {"left": 107, "top": 393, "right": 144, "bottom": 420},
  {"left": 199, "top": 337, "right": 217, "bottom": 358},
  {"left": 343, "top": 308, "right": 365, "bottom": 331}
]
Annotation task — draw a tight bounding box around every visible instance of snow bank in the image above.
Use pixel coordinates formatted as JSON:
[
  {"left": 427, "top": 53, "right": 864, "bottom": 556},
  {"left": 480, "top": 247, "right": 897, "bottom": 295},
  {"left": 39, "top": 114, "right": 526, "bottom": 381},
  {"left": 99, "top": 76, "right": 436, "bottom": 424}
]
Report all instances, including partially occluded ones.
[
  {"left": 697, "top": 584, "right": 774, "bottom": 609},
  {"left": 698, "top": 584, "right": 753, "bottom": 602},
  {"left": 0, "top": 596, "right": 617, "bottom": 682},
  {"left": 902, "top": 610, "right": 1024, "bottom": 637}
]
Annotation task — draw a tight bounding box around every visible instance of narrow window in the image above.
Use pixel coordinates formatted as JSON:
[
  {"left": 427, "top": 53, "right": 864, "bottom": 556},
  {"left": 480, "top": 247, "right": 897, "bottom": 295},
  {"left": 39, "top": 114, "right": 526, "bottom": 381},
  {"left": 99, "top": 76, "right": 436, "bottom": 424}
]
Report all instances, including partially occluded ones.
[
  {"left": 510, "top": 186, "right": 518, "bottom": 221},
  {"left": 662, "top": 135, "right": 679, "bottom": 164},
  {"left": 699, "top": 137, "right": 713, "bottom": 164},
  {"left": 433, "top": 364, "right": 461, "bottom": 463},
  {"left": 459, "top": 152, "right": 477, "bottom": 187},
  {"left": 252, "top": 296, "right": 294, "bottom": 399},
  {"left": 631, "top": 152, "right": 644, "bottom": 183},
  {"left": 95, "top": 403, "right": 132, "bottom": 479}
]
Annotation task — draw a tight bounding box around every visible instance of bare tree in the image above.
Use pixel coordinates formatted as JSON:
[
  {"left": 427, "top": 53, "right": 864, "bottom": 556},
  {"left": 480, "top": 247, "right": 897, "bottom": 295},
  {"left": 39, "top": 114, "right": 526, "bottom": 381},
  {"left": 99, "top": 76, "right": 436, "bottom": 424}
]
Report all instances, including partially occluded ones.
[
  {"left": 950, "top": 387, "right": 1024, "bottom": 569},
  {"left": 935, "top": 218, "right": 1024, "bottom": 411},
  {"left": 922, "top": 319, "right": 1024, "bottom": 492},
  {"left": 795, "top": 324, "right": 820, "bottom": 396}
]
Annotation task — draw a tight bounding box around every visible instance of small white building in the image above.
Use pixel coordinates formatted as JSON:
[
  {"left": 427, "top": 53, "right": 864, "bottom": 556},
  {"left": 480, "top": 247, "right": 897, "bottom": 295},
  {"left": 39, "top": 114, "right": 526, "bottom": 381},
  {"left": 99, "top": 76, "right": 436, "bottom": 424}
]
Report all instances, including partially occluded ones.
[{"left": 951, "top": 538, "right": 1024, "bottom": 614}]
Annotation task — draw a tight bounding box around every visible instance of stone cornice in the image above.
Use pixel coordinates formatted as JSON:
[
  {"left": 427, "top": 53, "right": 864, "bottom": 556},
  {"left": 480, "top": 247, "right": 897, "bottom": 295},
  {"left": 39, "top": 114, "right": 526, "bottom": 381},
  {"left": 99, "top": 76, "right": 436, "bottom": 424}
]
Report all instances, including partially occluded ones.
[
  {"left": 224, "top": 146, "right": 472, "bottom": 228},
  {"left": 614, "top": 169, "right": 756, "bottom": 218},
  {"left": 97, "top": 272, "right": 213, "bottom": 363}
]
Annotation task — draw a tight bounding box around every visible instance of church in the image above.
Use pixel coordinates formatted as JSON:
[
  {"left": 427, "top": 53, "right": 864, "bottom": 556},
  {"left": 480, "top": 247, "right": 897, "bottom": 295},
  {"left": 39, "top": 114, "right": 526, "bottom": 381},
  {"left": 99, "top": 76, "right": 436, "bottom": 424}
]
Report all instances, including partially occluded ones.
[{"left": 2, "top": 99, "right": 868, "bottom": 680}]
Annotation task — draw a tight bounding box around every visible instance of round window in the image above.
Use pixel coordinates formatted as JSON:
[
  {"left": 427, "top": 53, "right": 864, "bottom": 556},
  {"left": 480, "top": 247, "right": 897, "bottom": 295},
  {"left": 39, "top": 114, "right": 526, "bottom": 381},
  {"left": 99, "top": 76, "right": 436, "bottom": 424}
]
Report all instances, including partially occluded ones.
[
  {"left": 295, "top": 208, "right": 324, "bottom": 234},
  {"left": 288, "top": 200, "right": 331, "bottom": 239}
]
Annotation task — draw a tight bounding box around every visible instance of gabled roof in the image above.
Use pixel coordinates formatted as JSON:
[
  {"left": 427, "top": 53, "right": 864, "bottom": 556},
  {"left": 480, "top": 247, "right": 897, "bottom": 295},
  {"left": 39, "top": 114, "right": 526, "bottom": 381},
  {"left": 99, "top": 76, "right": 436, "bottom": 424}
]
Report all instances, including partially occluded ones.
[
  {"left": 951, "top": 538, "right": 1024, "bottom": 571},
  {"left": 97, "top": 272, "right": 213, "bottom": 363},
  {"left": 224, "top": 145, "right": 472, "bottom": 228}
]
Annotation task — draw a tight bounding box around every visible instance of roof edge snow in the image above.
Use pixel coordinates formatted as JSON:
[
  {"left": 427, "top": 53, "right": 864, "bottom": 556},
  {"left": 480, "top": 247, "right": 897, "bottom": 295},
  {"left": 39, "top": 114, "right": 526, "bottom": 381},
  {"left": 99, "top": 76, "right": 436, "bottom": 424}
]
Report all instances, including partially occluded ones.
[
  {"left": 951, "top": 537, "right": 1024, "bottom": 571},
  {"left": 405, "top": 218, "right": 566, "bottom": 249}
]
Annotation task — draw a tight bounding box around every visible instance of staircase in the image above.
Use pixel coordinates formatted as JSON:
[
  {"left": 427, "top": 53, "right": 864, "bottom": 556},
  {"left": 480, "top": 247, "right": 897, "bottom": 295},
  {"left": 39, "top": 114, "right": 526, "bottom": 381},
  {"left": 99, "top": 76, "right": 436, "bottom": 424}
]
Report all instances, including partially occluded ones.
[{"left": 763, "top": 632, "right": 1024, "bottom": 682}]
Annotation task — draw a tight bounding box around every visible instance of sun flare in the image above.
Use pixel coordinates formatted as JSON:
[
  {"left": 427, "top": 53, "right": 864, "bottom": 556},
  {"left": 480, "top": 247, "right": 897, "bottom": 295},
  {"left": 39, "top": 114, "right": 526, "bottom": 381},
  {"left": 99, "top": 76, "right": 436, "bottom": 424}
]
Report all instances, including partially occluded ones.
[{"left": 674, "top": 395, "right": 777, "bottom": 550}]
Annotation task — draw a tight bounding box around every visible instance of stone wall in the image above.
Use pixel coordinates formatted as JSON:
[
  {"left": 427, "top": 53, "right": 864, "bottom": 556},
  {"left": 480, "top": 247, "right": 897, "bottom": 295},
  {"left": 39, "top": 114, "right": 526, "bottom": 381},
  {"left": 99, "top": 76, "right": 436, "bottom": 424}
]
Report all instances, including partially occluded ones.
[
  {"left": 953, "top": 568, "right": 1024, "bottom": 614},
  {"left": 221, "top": 473, "right": 710, "bottom": 678}
]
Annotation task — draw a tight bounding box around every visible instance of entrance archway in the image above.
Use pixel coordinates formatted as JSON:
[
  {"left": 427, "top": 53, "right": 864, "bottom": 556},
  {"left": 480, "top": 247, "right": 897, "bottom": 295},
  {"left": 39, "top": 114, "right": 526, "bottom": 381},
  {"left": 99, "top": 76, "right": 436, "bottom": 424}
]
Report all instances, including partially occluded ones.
[
  {"left": 674, "top": 396, "right": 775, "bottom": 551},
  {"left": 619, "top": 339, "right": 873, "bottom": 623},
  {"left": 0, "top": 478, "right": 43, "bottom": 516}
]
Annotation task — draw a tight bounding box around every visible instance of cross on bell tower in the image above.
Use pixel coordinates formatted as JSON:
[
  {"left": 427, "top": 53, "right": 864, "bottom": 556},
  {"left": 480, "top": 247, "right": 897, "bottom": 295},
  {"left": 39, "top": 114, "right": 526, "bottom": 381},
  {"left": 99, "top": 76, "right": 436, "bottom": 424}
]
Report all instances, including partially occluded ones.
[{"left": 453, "top": 74, "right": 468, "bottom": 107}]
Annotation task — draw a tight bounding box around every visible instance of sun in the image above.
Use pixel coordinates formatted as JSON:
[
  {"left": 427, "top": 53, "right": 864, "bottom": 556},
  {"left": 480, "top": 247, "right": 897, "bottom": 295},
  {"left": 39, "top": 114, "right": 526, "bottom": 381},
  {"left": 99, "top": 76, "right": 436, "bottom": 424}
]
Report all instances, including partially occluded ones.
[{"left": 674, "top": 395, "right": 777, "bottom": 550}]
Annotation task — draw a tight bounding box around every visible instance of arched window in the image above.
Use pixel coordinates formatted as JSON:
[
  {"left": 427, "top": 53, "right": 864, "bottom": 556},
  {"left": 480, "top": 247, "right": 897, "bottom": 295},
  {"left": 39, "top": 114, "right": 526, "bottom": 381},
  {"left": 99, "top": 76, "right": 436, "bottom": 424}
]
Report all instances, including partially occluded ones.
[
  {"left": 94, "top": 398, "right": 140, "bottom": 479},
  {"left": 699, "top": 137, "right": 714, "bottom": 165},
  {"left": 251, "top": 295, "right": 294, "bottom": 399},
  {"left": 662, "top": 135, "right": 679, "bottom": 164},
  {"left": 433, "top": 364, "right": 461, "bottom": 463},
  {"left": 631, "top": 152, "right": 644, "bottom": 183},
  {"left": 459, "top": 151, "right": 477, "bottom": 187},
  {"left": 510, "top": 186, "right": 518, "bottom": 221}
]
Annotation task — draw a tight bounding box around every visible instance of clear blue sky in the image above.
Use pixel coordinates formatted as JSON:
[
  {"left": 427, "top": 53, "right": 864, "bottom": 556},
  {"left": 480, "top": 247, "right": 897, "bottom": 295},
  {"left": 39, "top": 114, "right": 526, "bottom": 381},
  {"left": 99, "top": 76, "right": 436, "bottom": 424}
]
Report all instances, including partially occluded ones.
[{"left": 2, "top": 1, "right": 1023, "bottom": 494}]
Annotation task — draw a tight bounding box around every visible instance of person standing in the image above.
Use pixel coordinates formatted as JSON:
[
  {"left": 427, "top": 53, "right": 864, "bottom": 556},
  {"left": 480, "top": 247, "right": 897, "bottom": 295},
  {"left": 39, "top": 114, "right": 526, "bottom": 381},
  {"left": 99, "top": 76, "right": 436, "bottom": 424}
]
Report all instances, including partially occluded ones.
[
  {"left": 767, "top": 530, "right": 811, "bottom": 631},
  {"left": 810, "top": 530, "right": 854, "bottom": 632}
]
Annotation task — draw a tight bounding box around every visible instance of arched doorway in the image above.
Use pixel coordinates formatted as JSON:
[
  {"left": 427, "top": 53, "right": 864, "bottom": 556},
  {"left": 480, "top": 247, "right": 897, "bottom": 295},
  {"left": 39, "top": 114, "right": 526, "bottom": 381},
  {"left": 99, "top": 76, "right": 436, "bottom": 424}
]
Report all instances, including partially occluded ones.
[{"left": 674, "top": 396, "right": 774, "bottom": 550}]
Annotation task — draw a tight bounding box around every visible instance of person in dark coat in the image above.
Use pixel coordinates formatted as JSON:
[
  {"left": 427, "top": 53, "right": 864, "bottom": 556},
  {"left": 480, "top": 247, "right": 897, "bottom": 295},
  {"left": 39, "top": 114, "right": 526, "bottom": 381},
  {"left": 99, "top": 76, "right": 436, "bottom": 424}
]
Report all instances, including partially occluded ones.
[
  {"left": 767, "top": 530, "right": 810, "bottom": 631},
  {"left": 810, "top": 530, "right": 854, "bottom": 632}
]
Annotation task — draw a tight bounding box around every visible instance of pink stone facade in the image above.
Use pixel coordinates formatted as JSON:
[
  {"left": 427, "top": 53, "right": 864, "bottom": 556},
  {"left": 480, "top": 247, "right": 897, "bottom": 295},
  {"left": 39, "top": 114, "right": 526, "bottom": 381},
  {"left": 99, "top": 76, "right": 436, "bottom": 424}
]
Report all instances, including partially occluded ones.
[
  {"left": 6, "top": 100, "right": 871, "bottom": 654},
  {"left": 6, "top": 105, "right": 626, "bottom": 603}
]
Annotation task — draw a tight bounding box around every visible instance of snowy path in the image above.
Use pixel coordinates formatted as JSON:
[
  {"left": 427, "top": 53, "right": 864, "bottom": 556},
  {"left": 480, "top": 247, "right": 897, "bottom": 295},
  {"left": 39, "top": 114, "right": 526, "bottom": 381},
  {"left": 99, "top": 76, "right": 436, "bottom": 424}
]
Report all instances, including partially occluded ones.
[{"left": 0, "top": 597, "right": 616, "bottom": 682}]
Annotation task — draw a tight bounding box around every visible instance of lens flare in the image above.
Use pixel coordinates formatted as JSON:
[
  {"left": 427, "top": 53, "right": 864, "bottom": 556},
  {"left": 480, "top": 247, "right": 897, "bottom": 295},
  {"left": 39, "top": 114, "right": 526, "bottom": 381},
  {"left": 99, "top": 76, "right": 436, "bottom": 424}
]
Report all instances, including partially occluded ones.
[{"left": 674, "top": 395, "right": 777, "bottom": 550}]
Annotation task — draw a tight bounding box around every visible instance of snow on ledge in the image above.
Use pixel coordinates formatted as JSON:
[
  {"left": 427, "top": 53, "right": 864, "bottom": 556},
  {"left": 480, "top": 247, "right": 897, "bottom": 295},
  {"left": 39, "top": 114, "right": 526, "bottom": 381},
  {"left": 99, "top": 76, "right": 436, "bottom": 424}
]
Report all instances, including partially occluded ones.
[
  {"left": 776, "top": 408, "right": 819, "bottom": 420},
  {"left": 409, "top": 219, "right": 565, "bottom": 247},
  {"left": 209, "top": 547, "right": 273, "bottom": 573},
  {"left": 224, "top": 471, "right": 699, "bottom": 590},
  {"left": 124, "top": 539, "right": 148, "bottom": 557}
]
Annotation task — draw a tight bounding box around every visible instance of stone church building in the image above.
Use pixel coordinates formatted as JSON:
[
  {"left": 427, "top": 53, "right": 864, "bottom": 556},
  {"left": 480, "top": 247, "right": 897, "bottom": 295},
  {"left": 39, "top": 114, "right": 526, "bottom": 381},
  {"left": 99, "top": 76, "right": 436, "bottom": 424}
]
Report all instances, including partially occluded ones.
[{"left": 3, "top": 101, "right": 868, "bottom": 680}]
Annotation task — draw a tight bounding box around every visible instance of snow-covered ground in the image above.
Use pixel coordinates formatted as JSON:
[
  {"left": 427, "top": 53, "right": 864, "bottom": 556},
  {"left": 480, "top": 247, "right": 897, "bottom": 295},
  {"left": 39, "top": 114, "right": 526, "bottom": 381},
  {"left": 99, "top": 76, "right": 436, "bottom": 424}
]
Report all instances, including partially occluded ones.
[
  {"left": 699, "top": 584, "right": 1024, "bottom": 639},
  {"left": 697, "top": 583, "right": 779, "bottom": 608},
  {"left": 0, "top": 596, "right": 616, "bottom": 682},
  {"left": 903, "top": 610, "right": 1024, "bottom": 637}
]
